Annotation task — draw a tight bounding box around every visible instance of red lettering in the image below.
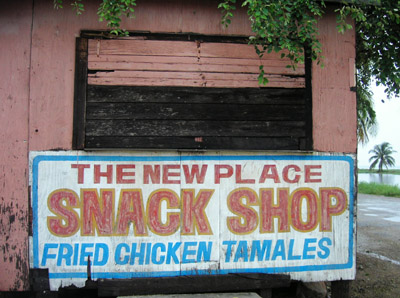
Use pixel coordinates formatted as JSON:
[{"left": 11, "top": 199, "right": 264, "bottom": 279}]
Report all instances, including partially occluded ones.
[
  {"left": 116, "top": 190, "right": 147, "bottom": 236},
  {"left": 116, "top": 165, "right": 135, "bottom": 184},
  {"left": 147, "top": 190, "right": 180, "bottom": 235},
  {"left": 291, "top": 189, "right": 318, "bottom": 231},
  {"left": 162, "top": 165, "right": 180, "bottom": 184},
  {"left": 81, "top": 189, "right": 114, "bottom": 236},
  {"left": 214, "top": 165, "right": 233, "bottom": 184},
  {"left": 259, "top": 165, "right": 280, "bottom": 183},
  {"left": 47, "top": 189, "right": 80, "bottom": 236},
  {"left": 94, "top": 165, "right": 113, "bottom": 184},
  {"left": 226, "top": 188, "right": 259, "bottom": 234},
  {"left": 320, "top": 188, "right": 347, "bottom": 231},
  {"left": 260, "top": 188, "right": 289, "bottom": 233},
  {"left": 182, "top": 164, "right": 208, "bottom": 184},
  {"left": 282, "top": 165, "right": 301, "bottom": 183},
  {"left": 143, "top": 165, "right": 160, "bottom": 184},
  {"left": 71, "top": 164, "right": 90, "bottom": 184},
  {"left": 181, "top": 189, "right": 214, "bottom": 235},
  {"left": 235, "top": 165, "right": 256, "bottom": 184},
  {"left": 305, "top": 165, "right": 322, "bottom": 183}
]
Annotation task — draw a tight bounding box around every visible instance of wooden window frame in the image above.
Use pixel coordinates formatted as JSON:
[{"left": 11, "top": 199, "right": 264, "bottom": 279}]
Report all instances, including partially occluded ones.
[{"left": 73, "top": 32, "right": 312, "bottom": 151}]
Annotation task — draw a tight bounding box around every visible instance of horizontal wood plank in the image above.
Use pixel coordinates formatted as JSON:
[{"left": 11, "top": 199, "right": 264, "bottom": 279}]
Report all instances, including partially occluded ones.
[
  {"left": 86, "top": 102, "right": 306, "bottom": 121},
  {"left": 98, "top": 274, "right": 291, "bottom": 297},
  {"left": 88, "top": 71, "right": 303, "bottom": 83},
  {"left": 89, "top": 54, "right": 199, "bottom": 64},
  {"left": 85, "top": 119, "right": 306, "bottom": 137},
  {"left": 88, "top": 56, "right": 304, "bottom": 76},
  {"left": 88, "top": 39, "right": 294, "bottom": 61},
  {"left": 89, "top": 54, "right": 304, "bottom": 70},
  {"left": 88, "top": 63, "right": 304, "bottom": 76},
  {"left": 88, "top": 77, "right": 305, "bottom": 88},
  {"left": 88, "top": 39, "right": 198, "bottom": 57},
  {"left": 200, "top": 42, "right": 289, "bottom": 60},
  {"left": 87, "top": 86, "right": 307, "bottom": 105},
  {"left": 85, "top": 136, "right": 300, "bottom": 150}
]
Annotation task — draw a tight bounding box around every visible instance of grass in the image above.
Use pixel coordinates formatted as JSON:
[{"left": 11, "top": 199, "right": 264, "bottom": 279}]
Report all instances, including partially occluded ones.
[
  {"left": 358, "top": 182, "right": 400, "bottom": 198},
  {"left": 358, "top": 169, "right": 400, "bottom": 175}
]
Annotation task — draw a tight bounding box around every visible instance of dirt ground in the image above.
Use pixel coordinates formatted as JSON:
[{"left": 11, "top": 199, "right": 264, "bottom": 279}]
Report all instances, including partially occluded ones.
[
  {"left": 350, "top": 253, "right": 400, "bottom": 298},
  {"left": 352, "top": 194, "right": 400, "bottom": 297}
]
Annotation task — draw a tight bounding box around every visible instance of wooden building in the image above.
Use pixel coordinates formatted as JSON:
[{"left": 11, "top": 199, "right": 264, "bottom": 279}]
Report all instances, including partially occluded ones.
[{"left": 0, "top": 0, "right": 356, "bottom": 295}]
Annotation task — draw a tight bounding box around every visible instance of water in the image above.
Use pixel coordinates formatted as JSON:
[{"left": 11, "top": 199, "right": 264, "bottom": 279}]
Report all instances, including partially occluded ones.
[{"left": 358, "top": 173, "right": 400, "bottom": 186}]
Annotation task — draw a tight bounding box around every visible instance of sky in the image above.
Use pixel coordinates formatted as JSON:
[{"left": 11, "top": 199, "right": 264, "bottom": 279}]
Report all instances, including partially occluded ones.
[{"left": 357, "top": 84, "right": 400, "bottom": 169}]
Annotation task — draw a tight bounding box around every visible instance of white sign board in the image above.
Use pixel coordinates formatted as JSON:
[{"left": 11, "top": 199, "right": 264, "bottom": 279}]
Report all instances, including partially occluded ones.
[{"left": 30, "top": 151, "right": 355, "bottom": 289}]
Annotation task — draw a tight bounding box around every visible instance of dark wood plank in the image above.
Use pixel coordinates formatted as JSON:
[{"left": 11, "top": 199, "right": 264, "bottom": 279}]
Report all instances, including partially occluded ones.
[
  {"left": 85, "top": 119, "right": 306, "bottom": 138},
  {"left": 73, "top": 37, "right": 88, "bottom": 149},
  {"left": 87, "top": 85, "right": 306, "bottom": 105},
  {"left": 86, "top": 102, "right": 306, "bottom": 121},
  {"left": 331, "top": 280, "right": 351, "bottom": 298},
  {"left": 85, "top": 136, "right": 300, "bottom": 150},
  {"left": 29, "top": 268, "right": 50, "bottom": 292},
  {"left": 303, "top": 46, "right": 313, "bottom": 150},
  {"left": 98, "top": 273, "right": 291, "bottom": 297}
]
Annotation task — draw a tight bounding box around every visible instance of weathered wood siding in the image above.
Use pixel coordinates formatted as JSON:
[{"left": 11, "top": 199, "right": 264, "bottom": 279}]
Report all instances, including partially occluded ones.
[
  {"left": 312, "top": 7, "right": 357, "bottom": 152},
  {"left": 26, "top": 0, "right": 356, "bottom": 153},
  {"left": 82, "top": 37, "right": 309, "bottom": 150},
  {"left": 0, "top": 0, "right": 356, "bottom": 291},
  {"left": 85, "top": 86, "right": 309, "bottom": 150},
  {"left": 87, "top": 39, "right": 305, "bottom": 88},
  {"left": 0, "top": 0, "right": 32, "bottom": 291}
]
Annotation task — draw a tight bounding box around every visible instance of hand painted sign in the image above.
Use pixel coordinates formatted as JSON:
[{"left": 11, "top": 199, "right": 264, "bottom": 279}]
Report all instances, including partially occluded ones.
[{"left": 30, "top": 151, "right": 355, "bottom": 289}]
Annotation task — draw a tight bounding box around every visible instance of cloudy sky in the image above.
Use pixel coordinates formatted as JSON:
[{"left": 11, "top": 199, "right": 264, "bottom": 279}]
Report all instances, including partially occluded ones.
[{"left": 357, "top": 84, "right": 400, "bottom": 169}]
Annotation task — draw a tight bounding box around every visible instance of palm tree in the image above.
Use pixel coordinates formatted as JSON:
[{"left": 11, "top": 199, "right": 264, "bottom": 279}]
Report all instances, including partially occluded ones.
[
  {"left": 368, "top": 142, "right": 397, "bottom": 172},
  {"left": 357, "top": 82, "right": 377, "bottom": 145}
]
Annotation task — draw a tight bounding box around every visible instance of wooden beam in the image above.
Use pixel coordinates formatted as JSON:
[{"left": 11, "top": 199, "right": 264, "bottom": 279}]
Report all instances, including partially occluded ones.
[
  {"left": 72, "top": 37, "right": 88, "bottom": 149},
  {"left": 98, "top": 273, "right": 291, "bottom": 297},
  {"left": 85, "top": 136, "right": 300, "bottom": 150}
]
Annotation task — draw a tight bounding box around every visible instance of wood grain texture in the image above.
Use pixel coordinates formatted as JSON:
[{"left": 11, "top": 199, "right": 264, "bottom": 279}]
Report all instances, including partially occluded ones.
[
  {"left": 83, "top": 36, "right": 309, "bottom": 150},
  {"left": 87, "top": 39, "right": 305, "bottom": 88},
  {"left": 87, "top": 85, "right": 306, "bottom": 104},
  {"left": 85, "top": 86, "right": 309, "bottom": 150},
  {"left": 0, "top": 0, "right": 32, "bottom": 290},
  {"left": 86, "top": 119, "right": 306, "bottom": 137},
  {"left": 86, "top": 102, "right": 306, "bottom": 120},
  {"left": 88, "top": 76, "right": 305, "bottom": 88},
  {"left": 312, "top": 7, "right": 357, "bottom": 153}
]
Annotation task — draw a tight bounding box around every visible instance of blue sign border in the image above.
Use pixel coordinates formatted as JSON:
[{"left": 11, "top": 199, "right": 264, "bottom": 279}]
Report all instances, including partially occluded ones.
[{"left": 31, "top": 153, "right": 355, "bottom": 279}]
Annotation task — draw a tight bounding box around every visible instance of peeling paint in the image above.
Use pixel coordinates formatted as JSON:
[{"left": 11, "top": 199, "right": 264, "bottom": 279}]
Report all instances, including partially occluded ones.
[{"left": 0, "top": 198, "right": 30, "bottom": 290}]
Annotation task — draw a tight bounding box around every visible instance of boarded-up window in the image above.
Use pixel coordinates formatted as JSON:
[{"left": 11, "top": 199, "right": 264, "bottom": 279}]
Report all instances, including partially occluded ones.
[{"left": 74, "top": 35, "right": 311, "bottom": 150}]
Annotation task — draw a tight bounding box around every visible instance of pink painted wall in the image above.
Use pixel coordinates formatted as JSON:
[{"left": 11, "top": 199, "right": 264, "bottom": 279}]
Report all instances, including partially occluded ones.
[
  {"left": 29, "top": 0, "right": 356, "bottom": 152},
  {"left": 29, "top": 0, "right": 252, "bottom": 151},
  {"left": 0, "top": 0, "right": 32, "bottom": 291},
  {"left": 313, "top": 7, "right": 357, "bottom": 153},
  {"left": 0, "top": 0, "right": 356, "bottom": 291}
]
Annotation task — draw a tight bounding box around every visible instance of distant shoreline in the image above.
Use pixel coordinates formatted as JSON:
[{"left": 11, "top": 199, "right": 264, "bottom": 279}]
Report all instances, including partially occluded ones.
[{"left": 358, "top": 169, "right": 400, "bottom": 175}]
